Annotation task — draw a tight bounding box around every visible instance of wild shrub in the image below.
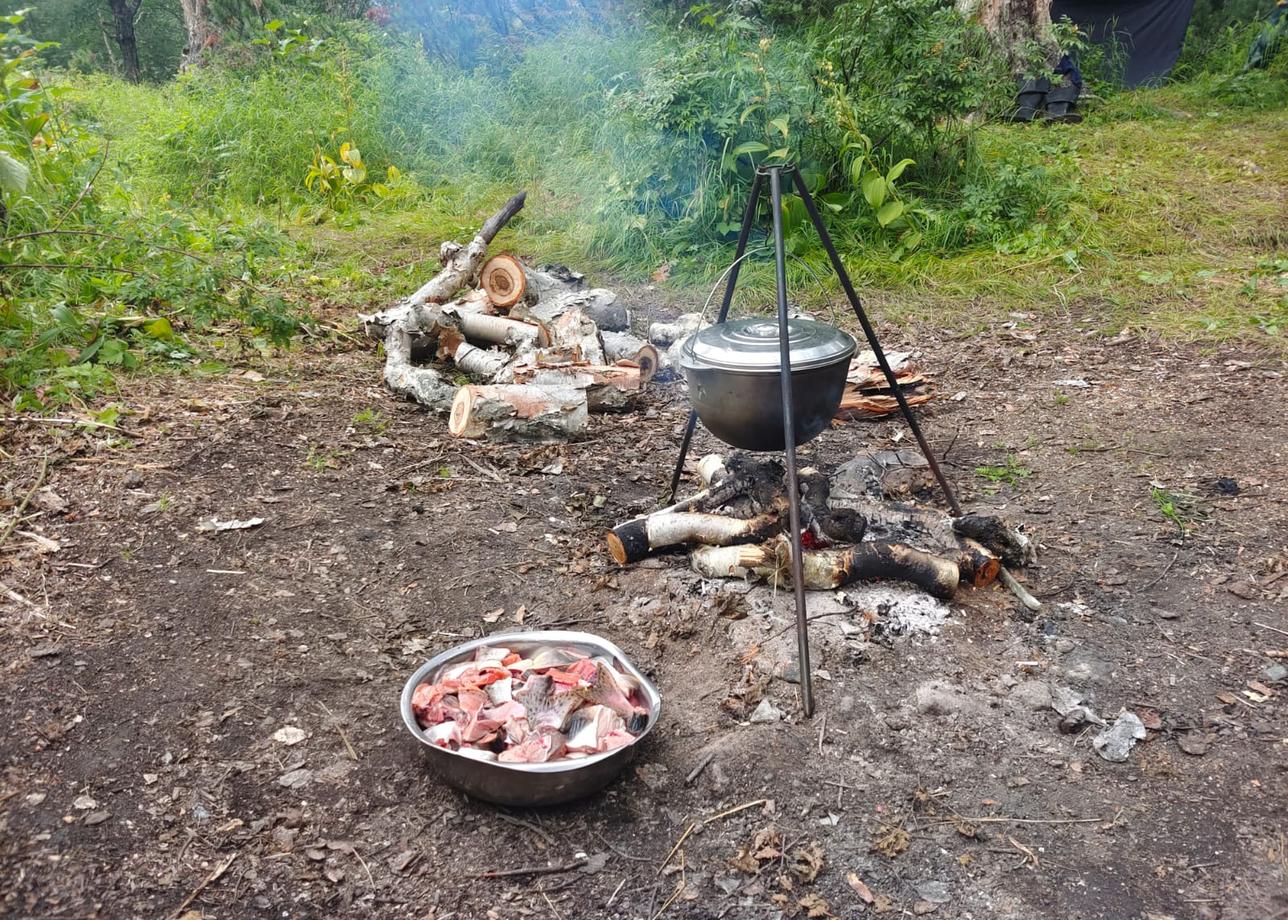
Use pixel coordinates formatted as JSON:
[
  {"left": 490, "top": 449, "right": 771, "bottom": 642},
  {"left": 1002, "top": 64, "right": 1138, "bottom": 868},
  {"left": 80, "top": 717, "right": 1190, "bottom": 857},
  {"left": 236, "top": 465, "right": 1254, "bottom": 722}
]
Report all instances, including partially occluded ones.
[{"left": 0, "top": 12, "right": 303, "bottom": 410}]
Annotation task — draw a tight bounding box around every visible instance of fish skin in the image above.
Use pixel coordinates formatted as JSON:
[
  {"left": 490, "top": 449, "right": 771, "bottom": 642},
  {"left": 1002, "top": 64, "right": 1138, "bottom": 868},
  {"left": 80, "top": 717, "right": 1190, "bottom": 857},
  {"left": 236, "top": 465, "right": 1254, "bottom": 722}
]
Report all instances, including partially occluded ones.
[
  {"left": 582, "top": 661, "right": 648, "bottom": 731},
  {"left": 424, "top": 721, "right": 461, "bottom": 749},
  {"left": 498, "top": 728, "right": 567, "bottom": 764},
  {"left": 529, "top": 646, "right": 590, "bottom": 670},
  {"left": 515, "top": 673, "right": 587, "bottom": 732},
  {"left": 565, "top": 705, "right": 628, "bottom": 754}
]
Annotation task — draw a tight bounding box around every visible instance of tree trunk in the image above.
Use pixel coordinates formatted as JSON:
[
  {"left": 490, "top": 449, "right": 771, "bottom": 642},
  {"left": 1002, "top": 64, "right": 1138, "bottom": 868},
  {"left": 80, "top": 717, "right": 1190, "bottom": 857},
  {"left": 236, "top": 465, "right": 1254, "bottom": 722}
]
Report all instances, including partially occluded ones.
[
  {"left": 959, "top": 0, "right": 1055, "bottom": 70},
  {"left": 179, "top": 0, "right": 215, "bottom": 69},
  {"left": 106, "top": 0, "right": 143, "bottom": 83}
]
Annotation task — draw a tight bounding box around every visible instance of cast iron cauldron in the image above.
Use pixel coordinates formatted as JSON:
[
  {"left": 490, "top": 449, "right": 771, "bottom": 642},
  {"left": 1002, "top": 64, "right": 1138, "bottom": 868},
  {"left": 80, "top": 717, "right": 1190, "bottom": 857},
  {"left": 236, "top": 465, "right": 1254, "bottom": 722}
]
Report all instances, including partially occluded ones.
[{"left": 679, "top": 317, "right": 856, "bottom": 451}]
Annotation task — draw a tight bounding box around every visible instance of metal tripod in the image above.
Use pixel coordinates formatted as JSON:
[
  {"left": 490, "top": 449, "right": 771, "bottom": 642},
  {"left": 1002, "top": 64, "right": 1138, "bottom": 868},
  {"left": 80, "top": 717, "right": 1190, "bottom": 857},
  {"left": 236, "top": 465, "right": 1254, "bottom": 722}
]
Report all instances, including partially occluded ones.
[{"left": 667, "top": 164, "right": 961, "bottom": 718}]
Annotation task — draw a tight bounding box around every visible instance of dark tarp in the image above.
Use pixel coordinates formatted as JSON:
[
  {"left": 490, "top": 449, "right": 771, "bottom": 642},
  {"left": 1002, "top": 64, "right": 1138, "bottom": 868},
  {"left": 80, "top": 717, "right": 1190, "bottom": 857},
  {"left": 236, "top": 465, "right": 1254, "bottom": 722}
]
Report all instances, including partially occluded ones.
[{"left": 1051, "top": 0, "right": 1197, "bottom": 86}]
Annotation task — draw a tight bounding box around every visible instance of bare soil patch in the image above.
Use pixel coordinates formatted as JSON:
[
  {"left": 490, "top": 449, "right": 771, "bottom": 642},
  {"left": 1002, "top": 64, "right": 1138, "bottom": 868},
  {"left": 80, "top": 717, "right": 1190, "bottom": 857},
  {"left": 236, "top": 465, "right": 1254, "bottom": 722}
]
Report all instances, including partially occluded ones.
[{"left": 2, "top": 297, "right": 1286, "bottom": 920}]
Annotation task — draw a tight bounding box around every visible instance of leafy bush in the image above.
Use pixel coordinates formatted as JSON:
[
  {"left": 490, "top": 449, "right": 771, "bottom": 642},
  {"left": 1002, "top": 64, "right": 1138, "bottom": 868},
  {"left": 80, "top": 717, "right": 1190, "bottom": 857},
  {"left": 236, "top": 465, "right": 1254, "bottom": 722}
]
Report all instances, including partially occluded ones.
[{"left": 0, "top": 12, "right": 304, "bottom": 410}]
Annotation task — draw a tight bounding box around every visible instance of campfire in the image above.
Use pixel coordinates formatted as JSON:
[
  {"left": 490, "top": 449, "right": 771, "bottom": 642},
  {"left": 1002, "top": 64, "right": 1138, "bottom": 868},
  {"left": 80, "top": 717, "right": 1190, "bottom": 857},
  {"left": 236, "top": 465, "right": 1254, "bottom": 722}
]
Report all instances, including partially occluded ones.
[{"left": 607, "top": 450, "right": 1036, "bottom": 606}]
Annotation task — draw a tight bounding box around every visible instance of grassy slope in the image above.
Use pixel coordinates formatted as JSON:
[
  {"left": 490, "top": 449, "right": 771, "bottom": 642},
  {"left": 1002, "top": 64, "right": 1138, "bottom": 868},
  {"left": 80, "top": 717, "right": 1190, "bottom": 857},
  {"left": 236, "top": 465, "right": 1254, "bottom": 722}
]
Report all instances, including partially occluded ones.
[{"left": 279, "top": 94, "right": 1286, "bottom": 347}]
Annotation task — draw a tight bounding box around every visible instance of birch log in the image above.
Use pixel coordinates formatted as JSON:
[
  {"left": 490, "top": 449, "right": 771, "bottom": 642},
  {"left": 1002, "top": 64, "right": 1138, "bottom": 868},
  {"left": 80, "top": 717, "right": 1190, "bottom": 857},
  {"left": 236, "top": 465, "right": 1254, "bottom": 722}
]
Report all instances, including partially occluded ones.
[
  {"left": 601, "top": 331, "right": 660, "bottom": 383},
  {"left": 455, "top": 312, "right": 550, "bottom": 349},
  {"left": 452, "top": 342, "right": 510, "bottom": 380},
  {"left": 544, "top": 308, "right": 607, "bottom": 364},
  {"left": 522, "top": 288, "right": 629, "bottom": 332},
  {"left": 383, "top": 326, "right": 457, "bottom": 412},
  {"left": 513, "top": 364, "right": 643, "bottom": 411},
  {"left": 449, "top": 384, "right": 588, "bottom": 442},
  {"left": 407, "top": 191, "right": 527, "bottom": 310},
  {"left": 690, "top": 540, "right": 959, "bottom": 598},
  {"left": 606, "top": 511, "right": 778, "bottom": 565},
  {"left": 479, "top": 253, "right": 527, "bottom": 309}
]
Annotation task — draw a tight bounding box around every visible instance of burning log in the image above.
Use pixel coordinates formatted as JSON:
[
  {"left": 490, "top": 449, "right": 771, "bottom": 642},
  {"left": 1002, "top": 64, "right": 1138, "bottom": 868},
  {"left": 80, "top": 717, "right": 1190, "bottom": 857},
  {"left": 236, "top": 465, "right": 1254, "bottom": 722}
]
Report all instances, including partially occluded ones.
[
  {"left": 952, "top": 513, "right": 1034, "bottom": 567},
  {"left": 449, "top": 384, "right": 588, "bottom": 441},
  {"left": 607, "top": 511, "right": 779, "bottom": 565},
  {"left": 690, "top": 540, "right": 959, "bottom": 599},
  {"left": 479, "top": 253, "right": 527, "bottom": 309},
  {"left": 955, "top": 538, "right": 1001, "bottom": 588}
]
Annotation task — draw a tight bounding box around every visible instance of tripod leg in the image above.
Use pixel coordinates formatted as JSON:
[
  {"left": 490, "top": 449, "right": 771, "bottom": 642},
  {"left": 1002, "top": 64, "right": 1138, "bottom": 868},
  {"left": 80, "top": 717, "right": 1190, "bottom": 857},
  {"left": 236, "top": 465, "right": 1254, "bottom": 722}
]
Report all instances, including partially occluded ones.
[
  {"left": 789, "top": 167, "right": 962, "bottom": 516},
  {"left": 666, "top": 172, "right": 765, "bottom": 503},
  {"left": 769, "top": 166, "right": 815, "bottom": 718}
]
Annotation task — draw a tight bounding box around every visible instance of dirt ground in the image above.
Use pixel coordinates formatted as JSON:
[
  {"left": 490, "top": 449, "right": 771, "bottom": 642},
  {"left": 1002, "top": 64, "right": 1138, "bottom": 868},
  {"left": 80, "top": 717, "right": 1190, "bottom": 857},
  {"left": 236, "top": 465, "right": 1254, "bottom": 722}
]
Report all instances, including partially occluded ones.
[{"left": 2, "top": 291, "right": 1287, "bottom": 920}]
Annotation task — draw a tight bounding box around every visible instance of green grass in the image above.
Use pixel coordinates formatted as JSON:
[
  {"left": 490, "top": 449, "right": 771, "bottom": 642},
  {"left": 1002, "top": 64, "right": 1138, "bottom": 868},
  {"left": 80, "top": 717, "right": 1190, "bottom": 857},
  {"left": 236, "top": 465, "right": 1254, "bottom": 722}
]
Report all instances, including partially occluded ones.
[{"left": 4, "top": 14, "right": 1286, "bottom": 417}]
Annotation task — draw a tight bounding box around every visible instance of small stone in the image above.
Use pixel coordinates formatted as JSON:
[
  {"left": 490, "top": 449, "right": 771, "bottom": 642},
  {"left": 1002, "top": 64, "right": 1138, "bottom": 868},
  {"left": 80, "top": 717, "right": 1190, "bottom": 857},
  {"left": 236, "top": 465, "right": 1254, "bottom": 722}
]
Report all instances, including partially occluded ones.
[
  {"left": 143, "top": 773, "right": 159, "bottom": 785},
  {"left": 72, "top": 795, "right": 97, "bottom": 811},
  {"left": 1008, "top": 679, "right": 1053, "bottom": 712},
  {"left": 1177, "top": 732, "right": 1212, "bottom": 756},
  {"left": 1261, "top": 664, "right": 1287, "bottom": 684},
  {"left": 749, "top": 699, "right": 783, "bottom": 724},
  {"left": 915, "top": 880, "right": 952, "bottom": 904},
  {"left": 25, "top": 793, "right": 46, "bottom": 806},
  {"left": 277, "top": 768, "right": 313, "bottom": 789},
  {"left": 324, "top": 866, "right": 345, "bottom": 884},
  {"left": 913, "top": 900, "right": 939, "bottom": 915},
  {"left": 123, "top": 470, "right": 144, "bottom": 489},
  {"left": 83, "top": 811, "right": 110, "bottom": 826},
  {"left": 273, "top": 726, "right": 307, "bottom": 746}
]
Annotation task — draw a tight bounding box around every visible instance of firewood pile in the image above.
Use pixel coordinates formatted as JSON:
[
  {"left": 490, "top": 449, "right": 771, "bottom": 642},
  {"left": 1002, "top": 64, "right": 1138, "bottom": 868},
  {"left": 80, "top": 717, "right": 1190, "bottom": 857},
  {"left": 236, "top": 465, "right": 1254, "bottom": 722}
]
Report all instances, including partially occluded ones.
[
  {"left": 608, "top": 450, "right": 1036, "bottom": 605},
  {"left": 359, "top": 190, "right": 934, "bottom": 440},
  {"left": 360, "top": 191, "right": 662, "bottom": 442}
]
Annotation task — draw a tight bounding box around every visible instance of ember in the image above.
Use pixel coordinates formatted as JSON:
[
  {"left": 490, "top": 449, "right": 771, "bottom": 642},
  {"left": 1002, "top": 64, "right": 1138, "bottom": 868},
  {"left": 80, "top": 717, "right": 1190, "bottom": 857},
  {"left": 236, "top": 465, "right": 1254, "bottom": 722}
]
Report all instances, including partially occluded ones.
[{"left": 411, "top": 644, "right": 650, "bottom": 764}]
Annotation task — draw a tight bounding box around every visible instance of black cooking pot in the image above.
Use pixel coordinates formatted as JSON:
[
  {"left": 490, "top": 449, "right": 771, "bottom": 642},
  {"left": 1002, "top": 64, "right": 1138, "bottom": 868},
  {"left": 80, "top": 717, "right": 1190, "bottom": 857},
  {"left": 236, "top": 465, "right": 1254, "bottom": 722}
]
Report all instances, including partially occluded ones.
[{"left": 679, "top": 317, "right": 856, "bottom": 451}]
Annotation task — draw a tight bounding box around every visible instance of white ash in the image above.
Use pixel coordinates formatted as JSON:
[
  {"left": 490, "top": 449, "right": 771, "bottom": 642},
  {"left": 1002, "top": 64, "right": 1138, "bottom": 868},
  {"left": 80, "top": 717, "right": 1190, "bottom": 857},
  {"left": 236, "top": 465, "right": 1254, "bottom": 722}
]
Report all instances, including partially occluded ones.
[{"left": 844, "top": 584, "right": 951, "bottom": 637}]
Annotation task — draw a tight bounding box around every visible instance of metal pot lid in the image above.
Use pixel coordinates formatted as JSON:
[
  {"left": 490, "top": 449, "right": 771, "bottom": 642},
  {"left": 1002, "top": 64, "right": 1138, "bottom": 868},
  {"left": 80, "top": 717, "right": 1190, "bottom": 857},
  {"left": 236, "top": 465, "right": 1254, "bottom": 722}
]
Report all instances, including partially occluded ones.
[{"left": 680, "top": 317, "right": 856, "bottom": 373}]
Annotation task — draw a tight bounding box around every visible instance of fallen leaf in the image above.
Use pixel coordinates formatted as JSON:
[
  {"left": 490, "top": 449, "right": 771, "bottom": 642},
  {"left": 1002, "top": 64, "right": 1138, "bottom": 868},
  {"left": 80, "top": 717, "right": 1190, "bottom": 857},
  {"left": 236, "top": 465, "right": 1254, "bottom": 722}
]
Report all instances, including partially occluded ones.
[
  {"left": 800, "top": 892, "right": 835, "bottom": 918},
  {"left": 1247, "top": 680, "right": 1275, "bottom": 698},
  {"left": 482, "top": 608, "right": 504, "bottom": 624},
  {"left": 513, "top": 605, "right": 527, "bottom": 624},
  {"left": 871, "top": 825, "right": 909, "bottom": 859},
  {"left": 790, "top": 841, "right": 826, "bottom": 883},
  {"left": 846, "top": 872, "right": 875, "bottom": 905}
]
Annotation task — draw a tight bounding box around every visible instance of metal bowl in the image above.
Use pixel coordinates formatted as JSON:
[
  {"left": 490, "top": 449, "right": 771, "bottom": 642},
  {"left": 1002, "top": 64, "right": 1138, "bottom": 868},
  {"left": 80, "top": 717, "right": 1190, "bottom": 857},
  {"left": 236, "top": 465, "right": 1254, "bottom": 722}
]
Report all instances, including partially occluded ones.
[
  {"left": 679, "top": 318, "right": 856, "bottom": 451},
  {"left": 400, "top": 630, "right": 661, "bottom": 807}
]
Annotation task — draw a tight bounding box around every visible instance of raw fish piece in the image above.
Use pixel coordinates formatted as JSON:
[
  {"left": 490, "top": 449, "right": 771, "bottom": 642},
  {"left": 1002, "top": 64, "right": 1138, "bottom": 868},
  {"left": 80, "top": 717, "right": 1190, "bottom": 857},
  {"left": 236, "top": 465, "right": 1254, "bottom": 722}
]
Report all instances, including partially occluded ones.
[
  {"left": 599, "top": 728, "right": 636, "bottom": 752},
  {"left": 473, "top": 646, "right": 510, "bottom": 666},
  {"left": 530, "top": 646, "right": 590, "bottom": 670},
  {"left": 498, "top": 728, "right": 567, "bottom": 763},
  {"left": 592, "top": 656, "right": 641, "bottom": 694},
  {"left": 487, "top": 676, "right": 514, "bottom": 705},
  {"left": 565, "top": 705, "right": 626, "bottom": 753},
  {"left": 583, "top": 661, "right": 648, "bottom": 732},
  {"left": 515, "top": 673, "right": 587, "bottom": 732},
  {"left": 424, "top": 721, "right": 461, "bottom": 749},
  {"left": 547, "top": 658, "right": 599, "bottom": 688}
]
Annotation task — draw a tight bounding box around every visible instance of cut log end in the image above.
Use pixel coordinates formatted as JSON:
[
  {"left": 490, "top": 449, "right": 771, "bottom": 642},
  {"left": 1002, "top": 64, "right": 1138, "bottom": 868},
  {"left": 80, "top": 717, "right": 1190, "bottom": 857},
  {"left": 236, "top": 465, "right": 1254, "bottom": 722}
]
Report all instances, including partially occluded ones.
[
  {"left": 606, "top": 522, "right": 647, "bottom": 565},
  {"left": 480, "top": 253, "right": 527, "bottom": 309},
  {"left": 448, "top": 387, "right": 477, "bottom": 438}
]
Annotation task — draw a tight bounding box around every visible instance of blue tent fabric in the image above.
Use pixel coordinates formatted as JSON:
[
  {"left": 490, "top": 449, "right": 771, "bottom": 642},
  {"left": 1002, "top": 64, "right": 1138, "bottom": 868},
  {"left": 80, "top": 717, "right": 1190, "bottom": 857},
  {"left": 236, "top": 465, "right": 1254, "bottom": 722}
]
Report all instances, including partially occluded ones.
[{"left": 1051, "top": 0, "right": 1197, "bottom": 86}]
